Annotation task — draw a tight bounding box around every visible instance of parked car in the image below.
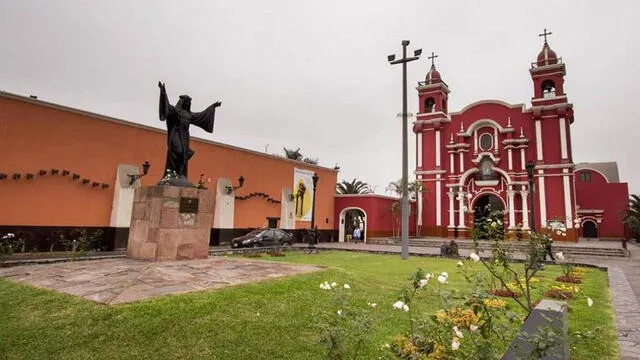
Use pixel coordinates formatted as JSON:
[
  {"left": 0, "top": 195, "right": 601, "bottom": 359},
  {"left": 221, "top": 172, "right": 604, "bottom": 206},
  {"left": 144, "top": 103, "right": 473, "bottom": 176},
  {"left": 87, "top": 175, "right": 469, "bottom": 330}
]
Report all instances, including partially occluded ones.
[{"left": 231, "top": 229, "right": 293, "bottom": 248}]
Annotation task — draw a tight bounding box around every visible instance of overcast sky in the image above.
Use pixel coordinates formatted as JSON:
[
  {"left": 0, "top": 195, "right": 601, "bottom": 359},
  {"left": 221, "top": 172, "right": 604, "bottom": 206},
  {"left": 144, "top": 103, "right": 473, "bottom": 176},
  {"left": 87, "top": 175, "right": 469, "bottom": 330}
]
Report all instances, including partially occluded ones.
[{"left": 1, "top": 1, "right": 639, "bottom": 195}]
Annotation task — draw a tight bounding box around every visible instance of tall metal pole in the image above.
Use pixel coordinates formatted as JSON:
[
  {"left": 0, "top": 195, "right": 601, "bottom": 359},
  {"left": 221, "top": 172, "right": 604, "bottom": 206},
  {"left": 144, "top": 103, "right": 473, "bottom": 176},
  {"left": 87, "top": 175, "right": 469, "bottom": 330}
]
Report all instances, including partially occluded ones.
[{"left": 389, "top": 40, "right": 421, "bottom": 260}]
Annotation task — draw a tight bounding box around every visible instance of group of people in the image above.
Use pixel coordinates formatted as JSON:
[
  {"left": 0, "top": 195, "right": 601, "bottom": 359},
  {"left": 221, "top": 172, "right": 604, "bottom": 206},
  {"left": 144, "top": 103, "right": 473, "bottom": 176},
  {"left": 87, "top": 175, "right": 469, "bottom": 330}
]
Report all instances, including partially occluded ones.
[{"left": 440, "top": 240, "right": 459, "bottom": 257}]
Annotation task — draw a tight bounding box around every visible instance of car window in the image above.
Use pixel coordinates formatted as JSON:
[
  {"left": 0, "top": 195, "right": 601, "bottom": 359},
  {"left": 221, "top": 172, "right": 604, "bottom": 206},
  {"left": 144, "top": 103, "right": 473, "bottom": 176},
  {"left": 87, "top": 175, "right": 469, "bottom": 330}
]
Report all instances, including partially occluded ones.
[
  {"left": 263, "top": 230, "right": 275, "bottom": 239},
  {"left": 274, "top": 230, "right": 285, "bottom": 240},
  {"left": 247, "top": 230, "right": 264, "bottom": 236}
]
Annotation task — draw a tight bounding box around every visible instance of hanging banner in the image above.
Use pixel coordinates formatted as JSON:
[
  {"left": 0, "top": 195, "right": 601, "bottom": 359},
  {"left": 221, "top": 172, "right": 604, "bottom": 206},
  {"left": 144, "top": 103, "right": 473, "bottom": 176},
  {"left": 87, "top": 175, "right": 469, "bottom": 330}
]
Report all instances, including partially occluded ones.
[{"left": 293, "top": 168, "right": 314, "bottom": 222}]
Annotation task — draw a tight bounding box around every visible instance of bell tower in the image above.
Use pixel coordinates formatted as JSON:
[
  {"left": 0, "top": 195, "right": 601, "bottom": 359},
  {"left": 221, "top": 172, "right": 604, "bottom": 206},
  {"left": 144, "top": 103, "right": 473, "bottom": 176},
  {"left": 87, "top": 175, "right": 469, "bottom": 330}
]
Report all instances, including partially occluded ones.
[
  {"left": 413, "top": 52, "right": 451, "bottom": 236},
  {"left": 528, "top": 28, "right": 577, "bottom": 237}
]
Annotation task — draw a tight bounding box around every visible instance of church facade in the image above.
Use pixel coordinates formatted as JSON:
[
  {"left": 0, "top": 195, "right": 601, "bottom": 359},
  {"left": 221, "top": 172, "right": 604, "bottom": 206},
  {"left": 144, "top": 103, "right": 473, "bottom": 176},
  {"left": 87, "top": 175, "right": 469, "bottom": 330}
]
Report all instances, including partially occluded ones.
[{"left": 413, "top": 34, "right": 629, "bottom": 242}]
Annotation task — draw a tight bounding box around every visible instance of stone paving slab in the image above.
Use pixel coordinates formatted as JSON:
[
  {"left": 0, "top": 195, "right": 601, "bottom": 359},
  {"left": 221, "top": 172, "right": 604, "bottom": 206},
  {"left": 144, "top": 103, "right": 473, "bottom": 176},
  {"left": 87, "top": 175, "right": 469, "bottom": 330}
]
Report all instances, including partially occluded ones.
[{"left": 0, "top": 257, "right": 323, "bottom": 305}]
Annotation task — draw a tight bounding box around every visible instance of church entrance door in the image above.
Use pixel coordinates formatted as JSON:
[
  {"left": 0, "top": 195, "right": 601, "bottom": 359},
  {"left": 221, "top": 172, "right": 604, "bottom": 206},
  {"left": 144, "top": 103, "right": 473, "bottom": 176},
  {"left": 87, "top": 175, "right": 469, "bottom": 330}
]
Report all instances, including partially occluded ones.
[
  {"left": 582, "top": 220, "right": 598, "bottom": 239},
  {"left": 473, "top": 194, "right": 505, "bottom": 239}
]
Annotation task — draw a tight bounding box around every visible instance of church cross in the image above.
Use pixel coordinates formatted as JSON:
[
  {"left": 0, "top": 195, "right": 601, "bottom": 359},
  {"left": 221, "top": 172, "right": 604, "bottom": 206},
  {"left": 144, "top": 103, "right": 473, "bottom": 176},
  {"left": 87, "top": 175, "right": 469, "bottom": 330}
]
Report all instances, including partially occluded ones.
[
  {"left": 428, "top": 51, "right": 439, "bottom": 66},
  {"left": 538, "top": 28, "right": 552, "bottom": 44}
]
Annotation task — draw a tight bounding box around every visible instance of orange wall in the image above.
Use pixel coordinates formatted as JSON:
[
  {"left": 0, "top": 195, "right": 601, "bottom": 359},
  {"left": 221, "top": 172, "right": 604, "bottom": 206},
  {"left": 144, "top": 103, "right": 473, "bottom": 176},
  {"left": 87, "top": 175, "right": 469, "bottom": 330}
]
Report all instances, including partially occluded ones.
[{"left": 0, "top": 94, "right": 337, "bottom": 229}]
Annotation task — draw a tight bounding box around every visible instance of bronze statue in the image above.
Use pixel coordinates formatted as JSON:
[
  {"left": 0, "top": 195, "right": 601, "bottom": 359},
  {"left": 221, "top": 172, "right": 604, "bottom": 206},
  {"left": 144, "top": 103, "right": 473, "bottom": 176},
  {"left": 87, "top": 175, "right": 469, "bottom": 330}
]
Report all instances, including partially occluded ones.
[{"left": 157, "top": 81, "right": 221, "bottom": 187}]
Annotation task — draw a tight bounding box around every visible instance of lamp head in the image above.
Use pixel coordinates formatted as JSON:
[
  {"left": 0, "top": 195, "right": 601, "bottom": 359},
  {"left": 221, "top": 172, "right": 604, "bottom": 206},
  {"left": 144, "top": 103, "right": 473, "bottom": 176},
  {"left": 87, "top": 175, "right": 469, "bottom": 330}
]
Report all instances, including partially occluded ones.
[
  {"left": 414, "top": 49, "right": 422, "bottom": 57},
  {"left": 238, "top": 176, "right": 245, "bottom": 187},
  {"left": 142, "top": 161, "right": 151, "bottom": 175},
  {"left": 525, "top": 161, "right": 535, "bottom": 178},
  {"left": 387, "top": 54, "right": 396, "bottom": 62},
  {"left": 312, "top": 173, "right": 319, "bottom": 187}
]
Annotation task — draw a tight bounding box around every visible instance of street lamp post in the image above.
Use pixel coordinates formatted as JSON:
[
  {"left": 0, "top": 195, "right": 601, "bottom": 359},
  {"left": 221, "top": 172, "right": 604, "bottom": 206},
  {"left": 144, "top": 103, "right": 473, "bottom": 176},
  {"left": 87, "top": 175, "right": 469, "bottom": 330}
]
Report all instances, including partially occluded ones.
[
  {"left": 388, "top": 40, "right": 422, "bottom": 260},
  {"left": 526, "top": 161, "right": 536, "bottom": 231},
  {"left": 309, "top": 173, "right": 319, "bottom": 249}
]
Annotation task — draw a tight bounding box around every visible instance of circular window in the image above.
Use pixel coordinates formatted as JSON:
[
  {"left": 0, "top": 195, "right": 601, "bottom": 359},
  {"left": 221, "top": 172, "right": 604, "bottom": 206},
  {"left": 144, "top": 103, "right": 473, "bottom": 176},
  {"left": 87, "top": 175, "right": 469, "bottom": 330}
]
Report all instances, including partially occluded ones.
[{"left": 479, "top": 133, "right": 493, "bottom": 151}]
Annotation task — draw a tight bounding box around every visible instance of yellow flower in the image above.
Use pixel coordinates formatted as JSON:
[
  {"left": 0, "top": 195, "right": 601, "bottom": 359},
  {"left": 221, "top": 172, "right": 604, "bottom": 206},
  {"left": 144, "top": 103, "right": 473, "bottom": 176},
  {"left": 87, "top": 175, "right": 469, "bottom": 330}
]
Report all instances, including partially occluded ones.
[{"left": 483, "top": 298, "right": 508, "bottom": 309}]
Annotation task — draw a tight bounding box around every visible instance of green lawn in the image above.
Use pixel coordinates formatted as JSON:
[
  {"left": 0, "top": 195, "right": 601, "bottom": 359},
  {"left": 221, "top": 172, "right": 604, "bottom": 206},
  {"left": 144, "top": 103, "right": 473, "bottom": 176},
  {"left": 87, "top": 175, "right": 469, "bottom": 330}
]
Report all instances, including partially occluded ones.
[{"left": 0, "top": 251, "right": 619, "bottom": 359}]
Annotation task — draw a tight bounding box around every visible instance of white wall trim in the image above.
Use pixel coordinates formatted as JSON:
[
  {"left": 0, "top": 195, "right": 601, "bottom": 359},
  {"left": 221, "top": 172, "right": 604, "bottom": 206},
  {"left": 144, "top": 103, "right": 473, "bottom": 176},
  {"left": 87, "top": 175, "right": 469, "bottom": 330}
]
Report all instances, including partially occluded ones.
[
  {"left": 563, "top": 171, "right": 573, "bottom": 229},
  {"left": 435, "top": 175, "right": 442, "bottom": 226},
  {"left": 520, "top": 148, "right": 526, "bottom": 171},
  {"left": 417, "top": 133, "right": 423, "bottom": 168},
  {"left": 508, "top": 148, "right": 513, "bottom": 170}
]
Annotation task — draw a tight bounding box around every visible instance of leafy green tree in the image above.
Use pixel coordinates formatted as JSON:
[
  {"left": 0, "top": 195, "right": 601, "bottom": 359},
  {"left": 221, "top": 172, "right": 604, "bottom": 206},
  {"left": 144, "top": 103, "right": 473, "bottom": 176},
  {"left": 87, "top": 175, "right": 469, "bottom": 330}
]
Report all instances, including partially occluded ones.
[
  {"left": 623, "top": 194, "right": 640, "bottom": 239},
  {"left": 336, "top": 179, "right": 372, "bottom": 195}
]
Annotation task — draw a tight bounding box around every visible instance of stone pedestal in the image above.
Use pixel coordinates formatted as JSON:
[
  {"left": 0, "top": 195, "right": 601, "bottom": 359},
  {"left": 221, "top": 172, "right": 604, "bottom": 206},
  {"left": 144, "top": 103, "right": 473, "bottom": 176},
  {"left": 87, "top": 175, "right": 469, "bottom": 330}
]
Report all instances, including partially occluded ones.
[{"left": 127, "top": 186, "right": 215, "bottom": 261}]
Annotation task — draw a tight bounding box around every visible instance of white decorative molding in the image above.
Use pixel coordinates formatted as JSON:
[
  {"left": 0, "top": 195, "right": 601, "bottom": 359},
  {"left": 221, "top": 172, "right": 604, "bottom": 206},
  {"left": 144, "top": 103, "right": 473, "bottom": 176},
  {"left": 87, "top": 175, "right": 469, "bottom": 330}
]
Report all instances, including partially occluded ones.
[
  {"left": 459, "top": 151, "right": 465, "bottom": 173},
  {"left": 508, "top": 148, "right": 513, "bottom": 171},
  {"left": 435, "top": 130, "right": 441, "bottom": 167},
  {"left": 458, "top": 118, "right": 516, "bottom": 137},
  {"left": 417, "top": 133, "right": 423, "bottom": 168},
  {"left": 109, "top": 164, "right": 138, "bottom": 228},
  {"left": 448, "top": 192, "right": 455, "bottom": 227},
  {"left": 535, "top": 119, "right": 543, "bottom": 161},
  {"left": 520, "top": 148, "right": 526, "bottom": 171},
  {"left": 470, "top": 152, "right": 501, "bottom": 164},
  {"left": 559, "top": 117, "right": 568, "bottom": 160},
  {"left": 562, "top": 170, "right": 573, "bottom": 229},
  {"left": 507, "top": 189, "right": 516, "bottom": 229},
  {"left": 475, "top": 180, "right": 499, "bottom": 187},
  {"left": 520, "top": 190, "right": 530, "bottom": 229},
  {"left": 435, "top": 175, "right": 442, "bottom": 226},
  {"left": 538, "top": 170, "right": 547, "bottom": 226},
  {"left": 450, "top": 153, "right": 455, "bottom": 173},
  {"left": 415, "top": 169, "right": 448, "bottom": 175}
]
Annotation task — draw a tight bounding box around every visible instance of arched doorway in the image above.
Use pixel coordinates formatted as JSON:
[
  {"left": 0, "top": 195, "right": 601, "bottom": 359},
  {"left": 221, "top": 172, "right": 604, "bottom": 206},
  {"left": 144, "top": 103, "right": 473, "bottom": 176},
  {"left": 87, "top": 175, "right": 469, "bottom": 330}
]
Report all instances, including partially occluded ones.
[
  {"left": 338, "top": 207, "right": 367, "bottom": 243},
  {"left": 582, "top": 220, "right": 598, "bottom": 238},
  {"left": 473, "top": 194, "right": 505, "bottom": 239}
]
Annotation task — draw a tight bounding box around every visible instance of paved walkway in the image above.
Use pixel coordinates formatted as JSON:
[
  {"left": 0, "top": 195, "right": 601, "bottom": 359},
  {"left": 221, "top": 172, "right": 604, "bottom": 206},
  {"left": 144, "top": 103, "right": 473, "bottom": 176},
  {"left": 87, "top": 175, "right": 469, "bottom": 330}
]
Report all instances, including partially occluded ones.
[
  {"left": 0, "top": 257, "right": 322, "bottom": 305},
  {"left": 308, "top": 241, "right": 640, "bottom": 359}
]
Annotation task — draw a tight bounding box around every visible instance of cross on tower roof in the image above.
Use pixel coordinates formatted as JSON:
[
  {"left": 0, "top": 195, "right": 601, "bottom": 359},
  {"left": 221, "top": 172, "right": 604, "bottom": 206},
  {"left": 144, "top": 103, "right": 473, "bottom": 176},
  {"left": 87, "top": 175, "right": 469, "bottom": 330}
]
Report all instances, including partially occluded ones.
[
  {"left": 428, "top": 51, "right": 439, "bottom": 66},
  {"left": 538, "top": 28, "right": 552, "bottom": 44}
]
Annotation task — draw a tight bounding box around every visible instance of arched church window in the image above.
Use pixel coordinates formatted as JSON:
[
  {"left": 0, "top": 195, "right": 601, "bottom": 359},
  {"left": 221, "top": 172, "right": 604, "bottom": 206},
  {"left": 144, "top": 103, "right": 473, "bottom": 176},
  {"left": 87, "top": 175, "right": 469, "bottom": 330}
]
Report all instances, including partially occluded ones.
[
  {"left": 424, "top": 97, "right": 435, "bottom": 113},
  {"left": 479, "top": 133, "right": 493, "bottom": 151},
  {"left": 541, "top": 80, "right": 556, "bottom": 98}
]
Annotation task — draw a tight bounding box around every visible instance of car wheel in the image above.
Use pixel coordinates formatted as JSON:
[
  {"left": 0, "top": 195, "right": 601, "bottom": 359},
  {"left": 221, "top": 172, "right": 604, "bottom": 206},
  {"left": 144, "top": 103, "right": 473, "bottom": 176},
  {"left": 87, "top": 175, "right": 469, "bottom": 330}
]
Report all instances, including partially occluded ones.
[
  {"left": 282, "top": 241, "right": 292, "bottom": 249},
  {"left": 252, "top": 243, "right": 260, "bottom": 248}
]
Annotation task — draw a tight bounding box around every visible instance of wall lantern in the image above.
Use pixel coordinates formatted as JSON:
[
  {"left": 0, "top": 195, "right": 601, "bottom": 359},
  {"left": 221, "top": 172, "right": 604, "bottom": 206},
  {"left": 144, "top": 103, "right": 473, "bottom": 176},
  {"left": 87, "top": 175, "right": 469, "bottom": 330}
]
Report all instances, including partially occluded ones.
[
  {"left": 0, "top": 173, "right": 6, "bottom": 180},
  {"left": 82, "top": 179, "right": 90, "bottom": 185},
  {"left": 39, "top": 170, "right": 47, "bottom": 176},
  {"left": 26, "top": 173, "right": 34, "bottom": 180},
  {"left": 101, "top": 183, "right": 109, "bottom": 189},
  {"left": 92, "top": 182, "right": 100, "bottom": 187},
  {"left": 72, "top": 174, "right": 80, "bottom": 180},
  {"left": 225, "top": 176, "right": 245, "bottom": 194},
  {"left": 12, "top": 174, "right": 21, "bottom": 180},
  {"left": 62, "top": 170, "right": 70, "bottom": 176},
  {"left": 128, "top": 161, "right": 151, "bottom": 186},
  {"left": 51, "top": 169, "right": 59, "bottom": 175}
]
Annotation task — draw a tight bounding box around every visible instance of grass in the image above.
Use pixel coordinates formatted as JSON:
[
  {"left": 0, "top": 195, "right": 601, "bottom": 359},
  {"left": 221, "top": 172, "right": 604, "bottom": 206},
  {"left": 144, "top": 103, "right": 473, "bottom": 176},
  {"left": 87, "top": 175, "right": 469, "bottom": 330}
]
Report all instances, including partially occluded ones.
[{"left": 0, "top": 251, "right": 619, "bottom": 359}]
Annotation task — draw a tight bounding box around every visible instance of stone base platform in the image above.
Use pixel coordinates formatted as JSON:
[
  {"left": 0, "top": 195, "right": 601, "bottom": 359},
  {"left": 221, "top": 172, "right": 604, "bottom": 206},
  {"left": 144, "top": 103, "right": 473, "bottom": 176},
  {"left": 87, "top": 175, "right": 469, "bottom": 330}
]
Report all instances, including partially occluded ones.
[
  {"left": 0, "top": 257, "right": 324, "bottom": 305},
  {"left": 127, "top": 186, "right": 215, "bottom": 261}
]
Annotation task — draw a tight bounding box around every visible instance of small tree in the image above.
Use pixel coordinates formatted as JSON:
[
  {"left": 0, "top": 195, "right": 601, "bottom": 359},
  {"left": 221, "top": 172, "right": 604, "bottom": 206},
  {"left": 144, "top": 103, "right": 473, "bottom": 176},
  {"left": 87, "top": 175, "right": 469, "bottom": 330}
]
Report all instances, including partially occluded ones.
[
  {"left": 623, "top": 194, "right": 640, "bottom": 240},
  {"left": 283, "top": 147, "right": 303, "bottom": 161}
]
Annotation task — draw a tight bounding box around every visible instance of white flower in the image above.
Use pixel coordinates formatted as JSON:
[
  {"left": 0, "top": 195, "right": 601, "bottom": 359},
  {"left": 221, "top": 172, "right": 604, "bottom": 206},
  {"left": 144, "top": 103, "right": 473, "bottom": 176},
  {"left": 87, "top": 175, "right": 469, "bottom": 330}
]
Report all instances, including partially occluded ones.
[
  {"left": 330, "top": 282, "right": 337, "bottom": 288},
  {"left": 470, "top": 325, "right": 478, "bottom": 332},
  {"left": 462, "top": 206, "right": 468, "bottom": 212},
  {"left": 556, "top": 252, "right": 565, "bottom": 260},
  {"left": 556, "top": 230, "right": 562, "bottom": 235},
  {"left": 587, "top": 297, "right": 594, "bottom": 307},
  {"left": 456, "top": 261, "right": 464, "bottom": 267},
  {"left": 402, "top": 304, "right": 409, "bottom": 312},
  {"left": 561, "top": 232, "right": 567, "bottom": 237},
  {"left": 368, "top": 302, "right": 377, "bottom": 308},
  {"left": 320, "top": 282, "right": 332, "bottom": 290},
  {"left": 343, "top": 284, "right": 350, "bottom": 289},
  {"left": 392, "top": 301, "right": 405, "bottom": 310},
  {"left": 574, "top": 218, "right": 581, "bottom": 225},
  {"left": 437, "top": 275, "right": 447, "bottom": 284},
  {"left": 497, "top": 220, "right": 503, "bottom": 225},
  {"left": 453, "top": 326, "right": 464, "bottom": 338},
  {"left": 451, "top": 337, "right": 460, "bottom": 350},
  {"left": 418, "top": 279, "right": 429, "bottom": 288},
  {"left": 337, "top": 310, "right": 343, "bottom": 316},
  {"left": 256, "top": 312, "right": 260, "bottom": 316},
  {"left": 440, "top": 272, "right": 449, "bottom": 278},
  {"left": 469, "top": 252, "right": 480, "bottom": 262},
  {"left": 491, "top": 221, "right": 497, "bottom": 227},
  {"left": 425, "top": 273, "right": 434, "bottom": 280}
]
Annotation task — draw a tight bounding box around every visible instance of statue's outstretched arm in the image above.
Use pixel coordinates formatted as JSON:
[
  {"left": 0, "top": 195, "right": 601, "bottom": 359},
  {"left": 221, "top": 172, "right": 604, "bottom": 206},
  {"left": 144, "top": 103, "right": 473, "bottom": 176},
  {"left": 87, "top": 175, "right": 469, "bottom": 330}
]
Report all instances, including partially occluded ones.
[{"left": 158, "top": 81, "right": 170, "bottom": 121}]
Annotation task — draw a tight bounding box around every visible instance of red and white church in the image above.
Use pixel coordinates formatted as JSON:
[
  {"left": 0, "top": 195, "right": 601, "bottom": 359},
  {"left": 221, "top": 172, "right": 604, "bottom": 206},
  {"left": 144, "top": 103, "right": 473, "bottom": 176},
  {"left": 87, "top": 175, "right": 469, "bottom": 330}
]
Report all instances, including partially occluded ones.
[{"left": 336, "top": 32, "right": 629, "bottom": 242}]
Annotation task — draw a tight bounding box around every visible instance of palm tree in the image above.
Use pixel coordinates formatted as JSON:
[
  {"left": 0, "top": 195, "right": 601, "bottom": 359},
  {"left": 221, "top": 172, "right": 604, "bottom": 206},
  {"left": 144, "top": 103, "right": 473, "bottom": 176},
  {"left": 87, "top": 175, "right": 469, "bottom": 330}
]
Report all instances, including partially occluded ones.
[
  {"left": 623, "top": 194, "right": 640, "bottom": 239},
  {"left": 386, "top": 179, "right": 423, "bottom": 199},
  {"left": 283, "top": 147, "right": 303, "bottom": 161},
  {"left": 336, "top": 179, "right": 373, "bottom": 195}
]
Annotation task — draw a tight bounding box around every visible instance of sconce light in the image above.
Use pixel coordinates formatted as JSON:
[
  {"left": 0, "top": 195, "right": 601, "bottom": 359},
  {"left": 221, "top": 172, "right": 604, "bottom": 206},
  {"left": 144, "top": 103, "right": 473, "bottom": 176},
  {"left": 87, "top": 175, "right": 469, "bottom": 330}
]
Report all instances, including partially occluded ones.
[
  {"left": 72, "top": 174, "right": 80, "bottom": 180},
  {"left": 197, "top": 173, "right": 208, "bottom": 190},
  {"left": 225, "top": 175, "right": 245, "bottom": 194},
  {"left": 62, "top": 170, "right": 70, "bottom": 176},
  {"left": 82, "top": 179, "right": 90, "bottom": 185},
  {"left": 128, "top": 161, "right": 151, "bottom": 186},
  {"left": 101, "top": 183, "right": 109, "bottom": 189},
  {"left": 0, "top": 173, "right": 6, "bottom": 180},
  {"left": 51, "top": 169, "right": 59, "bottom": 175},
  {"left": 288, "top": 194, "right": 295, "bottom": 201},
  {"left": 12, "top": 173, "right": 21, "bottom": 180},
  {"left": 26, "top": 173, "right": 34, "bottom": 180},
  {"left": 39, "top": 170, "right": 47, "bottom": 176},
  {"left": 92, "top": 182, "right": 100, "bottom": 187}
]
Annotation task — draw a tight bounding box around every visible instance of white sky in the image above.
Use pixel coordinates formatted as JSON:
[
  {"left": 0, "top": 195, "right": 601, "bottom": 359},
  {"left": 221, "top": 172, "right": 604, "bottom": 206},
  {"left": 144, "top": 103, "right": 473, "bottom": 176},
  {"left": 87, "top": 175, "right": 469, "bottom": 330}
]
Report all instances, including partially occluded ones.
[{"left": 1, "top": 0, "right": 638, "bottom": 194}]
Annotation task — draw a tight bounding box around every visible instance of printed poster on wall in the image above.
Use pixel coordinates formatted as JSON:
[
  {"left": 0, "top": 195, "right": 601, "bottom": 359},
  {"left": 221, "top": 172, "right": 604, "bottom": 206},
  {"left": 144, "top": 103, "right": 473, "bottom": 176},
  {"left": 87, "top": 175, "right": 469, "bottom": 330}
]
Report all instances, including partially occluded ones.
[{"left": 293, "top": 168, "right": 314, "bottom": 222}]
